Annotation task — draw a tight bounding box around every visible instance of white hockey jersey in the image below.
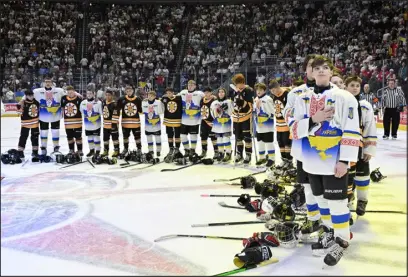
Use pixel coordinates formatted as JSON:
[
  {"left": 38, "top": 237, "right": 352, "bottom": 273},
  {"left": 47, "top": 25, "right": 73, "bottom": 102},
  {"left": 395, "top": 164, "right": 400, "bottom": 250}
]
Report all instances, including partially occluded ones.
[
  {"left": 1, "top": 100, "right": 4, "bottom": 115},
  {"left": 254, "top": 94, "right": 275, "bottom": 134},
  {"left": 288, "top": 86, "right": 360, "bottom": 175},
  {"left": 142, "top": 99, "right": 164, "bottom": 133},
  {"left": 178, "top": 89, "right": 204, "bottom": 126},
  {"left": 80, "top": 99, "right": 103, "bottom": 131},
  {"left": 33, "top": 87, "right": 66, "bottom": 122},
  {"left": 210, "top": 99, "right": 233, "bottom": 134},
  {"left": 359, "top": 100, "right": 377, "bottom": 157}
]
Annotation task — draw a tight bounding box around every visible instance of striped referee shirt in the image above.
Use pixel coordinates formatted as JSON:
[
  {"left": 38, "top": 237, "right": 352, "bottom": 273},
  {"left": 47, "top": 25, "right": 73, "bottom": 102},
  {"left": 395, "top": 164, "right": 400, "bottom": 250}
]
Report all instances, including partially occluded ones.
[
  {"left": 359, "top": 92, "right": 375, "bottom": 105},
  {"left": 382, "top": 87, "right": 407, "bottom": 108}
]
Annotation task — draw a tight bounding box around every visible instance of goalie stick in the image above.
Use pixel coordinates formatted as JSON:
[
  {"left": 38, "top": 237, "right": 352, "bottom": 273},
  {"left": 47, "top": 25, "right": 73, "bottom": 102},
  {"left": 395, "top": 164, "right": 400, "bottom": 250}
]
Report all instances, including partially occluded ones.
[{"left": 213, "top": 169, "right": 266, "bottom": 182}]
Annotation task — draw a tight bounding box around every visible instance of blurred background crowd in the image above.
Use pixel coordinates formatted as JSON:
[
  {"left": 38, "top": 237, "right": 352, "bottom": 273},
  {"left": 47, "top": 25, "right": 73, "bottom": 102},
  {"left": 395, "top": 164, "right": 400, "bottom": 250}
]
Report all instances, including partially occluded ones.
[{"left": 1, "top": 0, "right": 407, "bottom": 101}]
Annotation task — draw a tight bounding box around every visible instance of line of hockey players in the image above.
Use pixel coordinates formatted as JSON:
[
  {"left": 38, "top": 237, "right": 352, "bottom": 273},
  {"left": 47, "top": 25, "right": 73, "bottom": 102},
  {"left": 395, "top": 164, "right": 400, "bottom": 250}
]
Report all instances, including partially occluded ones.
[
  {"left": 5, "top": 54, "right": 379, "bottom": 266},
  {"left": 227, "top": 54, "right": 380, "bottom": 268}
]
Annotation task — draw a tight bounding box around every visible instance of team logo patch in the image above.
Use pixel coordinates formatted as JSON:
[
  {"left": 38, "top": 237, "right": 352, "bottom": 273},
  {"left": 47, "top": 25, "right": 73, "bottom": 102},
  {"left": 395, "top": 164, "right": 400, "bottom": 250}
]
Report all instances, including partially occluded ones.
[
  {"left": 103, "top": 106, "right": 109, "bottom": 119},
  {"left": 167, "top": 101, "right": 177, "bottom": 113},
  {"left": 65, "top": 102, "right": 77, "bottom": 117},
  {"left": 348, "top": 107, "right": 354, "bottom": 119},
  {"left": 124, "top": 103, "right": 137, "bottom": 116},
  {"left": 200, "top": 105, "right": 209, "bottom": 119},
  {"left": 28, "top": 104, "right": 38, "bottom": 117}
]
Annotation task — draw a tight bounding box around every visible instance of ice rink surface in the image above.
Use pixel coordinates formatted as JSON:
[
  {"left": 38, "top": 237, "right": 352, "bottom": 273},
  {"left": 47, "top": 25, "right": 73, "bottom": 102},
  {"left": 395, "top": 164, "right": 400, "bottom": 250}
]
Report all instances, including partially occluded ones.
[{"left": 1, "top": 116, "right": 406, "bottom": 276}]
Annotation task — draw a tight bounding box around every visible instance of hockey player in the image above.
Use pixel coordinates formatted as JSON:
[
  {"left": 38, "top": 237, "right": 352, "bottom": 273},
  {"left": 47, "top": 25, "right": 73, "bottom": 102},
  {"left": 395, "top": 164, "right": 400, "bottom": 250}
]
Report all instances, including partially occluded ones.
[
  {"left": 113, "top": 85, "right": 143, "bottom": 158},
  {"left": 61, "top": 86, "right": 83, "bottom": 155},
  {"left": 200, "top": 87, "right": 218, "bottom": 158},
  {"left": 330, "top": 71, "right": 345, "bottom": 89},
  {"left": 101, "top": 89, "right": 120, "bottom": 157},
  {"left": 210, "top": 88, "right": 234, "bottom": 162},
  {"left": 269, "top": 79, "right": 293, "bottom": 167},
  {"left": 230, "top": 74, "right": 254, "bottom": 165},
  {"left": 32, "top": 75, "right": 65, "bottom": 155},
  {"left": 16, "top": 90, "right": 40, "bottom": 160},
  {"left": 344, "top": 76, "right": 377, "bottom": 217},
  {"left": 80, "top": 90, "right": 103, "bottom": 157},
  {"left": 253, "top": 83, "right": 275, "bottom": 167},
  {"left": 142, "top": 90, "right": 164, "bottom": 158},
  {"left": 161, "top": 87, "right": 183, "bottom": 162},
  {"left": 288, "top": 56, "right": 360, "bottom": 266},
  {"left": 178, "top": 80, "right": 204, "bottom": 159},
  {"left": 283, "top": 54, "right": 322, "bottom": 239}
]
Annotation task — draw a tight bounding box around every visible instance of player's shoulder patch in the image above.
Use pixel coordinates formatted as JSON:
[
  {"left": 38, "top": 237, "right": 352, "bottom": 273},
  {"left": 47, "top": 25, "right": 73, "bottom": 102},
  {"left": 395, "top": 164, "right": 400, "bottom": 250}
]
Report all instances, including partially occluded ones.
[{"left": 348, "top": 107, "right": 354, "bottom": 119}]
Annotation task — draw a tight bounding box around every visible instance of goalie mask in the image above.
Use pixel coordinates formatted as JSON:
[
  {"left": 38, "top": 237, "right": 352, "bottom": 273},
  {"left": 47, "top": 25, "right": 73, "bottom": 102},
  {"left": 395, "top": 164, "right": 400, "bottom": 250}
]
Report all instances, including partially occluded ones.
[
  {"left": 241, "top": 175, "right": 257, "bottom": 189},
  {"left": 370, "top": 168, "right": 386, "bottom": 182},
  {"left": 273, "top": 222, "right": 300, "bottom": 248}
]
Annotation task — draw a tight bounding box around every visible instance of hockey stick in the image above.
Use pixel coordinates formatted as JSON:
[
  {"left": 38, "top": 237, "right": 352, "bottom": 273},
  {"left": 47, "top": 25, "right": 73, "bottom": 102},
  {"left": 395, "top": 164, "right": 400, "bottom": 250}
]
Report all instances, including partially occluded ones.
[
  {"left": 201, "top": 194, "right": 259, "bottom": 198},
  {"left": 119, "top": 160, "right": 130, "bottom": 166},
  {"left": 59, "top": 160, "right": 88, "bottom": 169},
  {"left": 350, "top": 209, "right": 406, "bottom": 215},
  {"left": 213, "top": 169, "right": 266, "bottom": 182},
  {"left": 87, "top": 159, "right": 95, "bottom": 168},
  {"left": 161, "top": 161, "right": 202, "bottom": 172},
  {"left": 120, "top": 162, "right": 143, "bottom": 169},
  {"left": 131, "top": 161, "right": 164, "bottom": 170},
  {"left": 218, "top": 202, "right": 308, "bottom": 218},
  {"left": 192, "top": 220, "right": 264, "bottom": 227},
  {"left": 154, "top": 234, "right": 245, "bottom": 242},
  {"left": 214, "top": 257, "right": 279, "bottom": 276},
  {"left": 251, "top": 110, "right": 258, "bottom": 164}
]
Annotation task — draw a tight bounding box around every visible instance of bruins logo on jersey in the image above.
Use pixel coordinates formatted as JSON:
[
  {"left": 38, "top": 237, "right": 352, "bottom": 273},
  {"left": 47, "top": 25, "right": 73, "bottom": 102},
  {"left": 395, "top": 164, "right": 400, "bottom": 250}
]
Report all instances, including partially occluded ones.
[
  {"left": 65, "top": 102, "right": 78, "bottom": 117},
  {"left": 201, "top": 105, "right": 210, "bottom": 119},
  {"left": 124, "top": 102, "right": 137, "bottom": 116},
  {"left": 28, "top": 104, "right": 38, "bottom": 117},
  {"left": 103, "top": 106, "right": 110, "bottom": 119},
  {"left": 274, "top": 100, "right": 284, "bottom": 118},
  {"left": 167, "top": 101, "right": 177, "bottom": 113}
]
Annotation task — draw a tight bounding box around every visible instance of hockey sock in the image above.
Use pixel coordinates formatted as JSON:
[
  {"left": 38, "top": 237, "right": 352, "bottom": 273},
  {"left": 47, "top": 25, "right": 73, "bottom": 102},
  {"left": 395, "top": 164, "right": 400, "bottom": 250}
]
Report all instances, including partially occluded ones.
[
  {"left": 40, "top": 129, "right": 48, "bottom": 150},
  {"left": 88, "top": 137, "right": 95, "bottom": 150},
  {"left": 223, "top": 136, "right": 232, "bottom": 153},
  {"left": 155, "top": 135, "right": 161, "bottom": 153},
  {"left": 202, "top": 139, "right": 208, "bottom": 151},
  {"left": 68, "top": 139, "right": 75, "bottom": 151},
  {"left": 303, "top": 183, "right": 321, "bottom": 221},
  {"left": 315, "top": 195, "right": 332, "bottom": 228},
  {"left": 190, "top": 134, "right": 198, "bottom": 152},
  {"left": 258, "top": 141, "right": 265, "bottom": 160},
  {"left": 355, "top": 176, "right": 370, "bottom": 201},
  {"left": 76, "top": 138, "right": 83, "bottom": 151},
  {"left": 212, "top": 138, "right": 218, "bottom": 152},
  {"left": 181, "top": 134, "right": 189, "bottom": 150},
  {"left": 147, "top": 135, "right": 154, "bottom": 152},
  {"left": 51, "top": 129, "right": 60, "bottom": 148},
  {"left": 168, "top": 137, "right": 174, "bottom": 148},
  {"left": 123, "top": 138, "right": 129, "bottom": 150},
  {"left": 266, "top": 142, "right": 275, "bottom": 161},
  {"left": 94, "top": 136, "right": 101, "bottom": 152},
  {"left": 244, "top": 138, "right": 252, "bottom": 154},
  {"left": 237, "top": 141, "right": 244, "bottom": 155},
  {"left": 328, "top": 199, "right": 350, "bottom": 242}
]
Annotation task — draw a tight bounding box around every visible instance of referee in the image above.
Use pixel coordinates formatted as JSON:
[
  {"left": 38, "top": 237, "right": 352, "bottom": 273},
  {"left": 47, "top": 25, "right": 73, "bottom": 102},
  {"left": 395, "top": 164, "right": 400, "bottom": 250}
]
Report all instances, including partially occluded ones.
[{"left": 382, "top": 79, "right": 407, "bottom": 139}]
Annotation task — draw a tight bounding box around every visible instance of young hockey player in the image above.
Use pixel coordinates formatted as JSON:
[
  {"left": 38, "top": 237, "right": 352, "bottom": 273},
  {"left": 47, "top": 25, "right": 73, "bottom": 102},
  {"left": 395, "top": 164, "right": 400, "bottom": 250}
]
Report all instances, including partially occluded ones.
[
  {"left": 16, "top": 90, "right": 40, "bottom": 160},
  {"left": 113, "top": 85, "right": 143, "bottom": 158},
  {"left": 178, "top": 80, "right": 204, "bottom": 159},
  {"left": 269, "top": 79, "right": 293, "bottom": 167},
  {"left": 288, "top": 56, "right": 360, "bottom": 266},
  {"left": 330, "top": 71, "right": 345, "bottom": 89},
  {"left": 230, "top": 74, "right": 254, "bottom": 165},
  {"left": 210, "top": 88, "right": 234, "bottom": 162},
  {"left": 80, "top": 90, "right": 103, "bottom": 157},
  {"left": 253, "top": 83, "right": 275, "bottom": 167},
  {"left": 161, "top": 87, "right": 183, "bottom": 162},
  {"left": 60, "top": 86, "right": 83, "bottom": 155},
  {"left": 344, "top": 76, "right": 377, "bottom": 217},
  {"left": 283, "top": 54, "right": 322, "bottom": 240},
  {"left": 32, "top": 75, "right": 65, "bottom": 155},
  {"left": 142, "top": 90, "right": 164, "bottom": 158},
  {"left": 200, "top": 87, "right": 218, "bottom": 158},
  {"left": 101, "top": 89, "right": 120, "bottom": 157}
]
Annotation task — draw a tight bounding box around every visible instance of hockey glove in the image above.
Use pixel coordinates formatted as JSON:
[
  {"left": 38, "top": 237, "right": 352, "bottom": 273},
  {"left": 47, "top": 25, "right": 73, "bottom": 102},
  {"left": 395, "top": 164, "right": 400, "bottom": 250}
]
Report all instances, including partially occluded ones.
[{"left": 233, "top": 245, "right": 272, "bottom": 267}]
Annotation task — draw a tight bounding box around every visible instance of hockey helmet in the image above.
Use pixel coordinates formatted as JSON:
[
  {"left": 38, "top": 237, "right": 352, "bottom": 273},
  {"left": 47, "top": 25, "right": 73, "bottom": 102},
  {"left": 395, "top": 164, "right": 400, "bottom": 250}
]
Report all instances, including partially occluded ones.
[
  {"left": 273, "top": 222, "right": 300, "bottom": 248},
  {"left": 39, "top": 155, "right": 52, "bottom": 163},
  {"left": 370, "top": 168, "right": 386, "bottom": 182},
  {"left": 289, "top": 184, "right": 306, "bottom": 208},
  {"left": 66, "top": 152, "right": 81, "bottom": 164},
  {"left": 272, "top": 202, "right": 296, "bottom": 222},
  {"left": 175, "top": 157, "right": 188, "bottom": 165},
  {"left": 189, "top": 152, "right": 200, "bottom": 164},
  {"left": 8, "top": 151, "right": 22, "bottom": 164},
  {"left": 240, "top": 175, "right": 257, "bottom": 189}
]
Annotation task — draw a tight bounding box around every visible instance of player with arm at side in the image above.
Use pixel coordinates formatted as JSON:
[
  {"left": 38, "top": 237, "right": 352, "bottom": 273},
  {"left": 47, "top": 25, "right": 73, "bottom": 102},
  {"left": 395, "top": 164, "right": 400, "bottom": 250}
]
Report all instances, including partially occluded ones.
[
  {"left": 101, "top": 89, "right": 120, "bottom": 157},
  {"left": 199, "top": 87, "right": 219, "bottom": 159}
]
